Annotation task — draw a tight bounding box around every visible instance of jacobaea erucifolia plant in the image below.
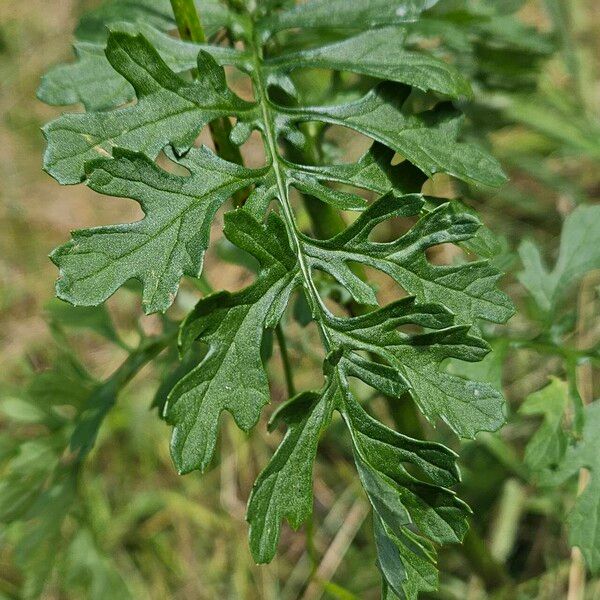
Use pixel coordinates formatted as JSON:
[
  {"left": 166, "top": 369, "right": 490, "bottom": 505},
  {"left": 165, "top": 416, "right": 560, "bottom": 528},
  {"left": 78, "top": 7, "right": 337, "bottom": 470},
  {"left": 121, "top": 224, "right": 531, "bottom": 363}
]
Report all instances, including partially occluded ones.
[{"left": 2, "top": 0, "right": 598, "bottom": 598}]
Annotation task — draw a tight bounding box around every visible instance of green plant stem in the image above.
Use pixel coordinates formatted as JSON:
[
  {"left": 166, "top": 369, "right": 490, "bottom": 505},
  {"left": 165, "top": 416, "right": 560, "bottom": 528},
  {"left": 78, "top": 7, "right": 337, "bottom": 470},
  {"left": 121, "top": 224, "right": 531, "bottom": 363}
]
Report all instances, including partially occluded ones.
[
  {"left": 71, "top": 329, "right": 177, "bottom": 463},
  {"left": 249, "top": 37, "right": 334, "bottom": 353},
  {"left": 306, "top": 514, "right": 319, "bottom": 574},
  {"left": 170, "top": 0, "right": 206, "bottom": 42},
  {"left": 549, "top": 0, "right": 594, "bottom": 117},
  {"left": 385, "top": 393, "right": 425, "bottom": 440},
  {"left": 169, "top": 0, "right": 246, "bottom": 202},
  {"left": 209, "top": 116, "right": 246, "bottom": 169},
  {"left": 112, "top": 331, "right": 178, "bottom": 392},
  {"left": 489, "top": 479, "right": 527, "bottom": 562},
  {"left": 489, "top": 334, "right": 599, "bottom": 365},
  {"left": 289, "top": 123, "right": 420, "bottom": 439},
  {"left": 303, "top": 195, "right": 349, "bottom": 241},
  {"left": 282, "top": 134, "right": 353, "bottom": 241},
  {"left": 291, "top": 124, "right": 350, "bottom": 239},
  {"left": 276, "top": 323, "right": 295, "bottom": 397},
  {"left": 461, "top": 527, "right": 512, "bottom": 591},
  {"left": 190, "top": 273, "right": 214, "bottom": 296},
  {"left": 477, "top": 433, "right": 530, "bottom": 482},
  {"left": 175, "top": 0, "right": 298, "bottom": 404}
]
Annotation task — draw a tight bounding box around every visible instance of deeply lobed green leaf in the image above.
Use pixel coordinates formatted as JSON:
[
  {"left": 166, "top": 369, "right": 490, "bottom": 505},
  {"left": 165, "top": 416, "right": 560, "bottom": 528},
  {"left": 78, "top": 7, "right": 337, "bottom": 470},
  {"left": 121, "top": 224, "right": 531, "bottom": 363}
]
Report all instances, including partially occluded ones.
[
  {"left": 43, "top": 33, "right": 255, "bottom": 185},
  {"left": 518, "top": 204, "right": 600, "bottom": 315},
  {"left": 52, "top": 146, "right": 265, "bottom": 313},
  {"left": 38, "top": 1, "right": 514, "bottom": 594}
]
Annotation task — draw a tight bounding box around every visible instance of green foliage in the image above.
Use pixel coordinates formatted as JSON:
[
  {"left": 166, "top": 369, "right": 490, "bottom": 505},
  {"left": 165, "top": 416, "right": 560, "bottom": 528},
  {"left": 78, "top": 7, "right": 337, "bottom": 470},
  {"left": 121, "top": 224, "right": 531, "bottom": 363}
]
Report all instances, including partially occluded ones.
[
  {"left": 304, "top": 194, "right": 513, "bottom": 324},
  {"left": 344, "top": 389, "right": 470, "bottom": 596},
  {"left": 0, "top": 341, "right": 109, "bottom": 598},
  {"left": 541, "top": 401, "right": 600, "bottom": 574},
  {"left": 1, "top": 0, "right": 597, "bottom": 597},
  {"left": 37, "top": 21, "right": 240, "bottom": 112},
  {"left": 519, "top": 204, "right": 600, "bottom": 315},
  {"left": 35, "top": 0, "right": 515, "bottom": 594},
  {"left": 520, "top": 378, "right": 569, "bottom": 473},
  {"left": 166, "top": 211, "right": 298, "bottom": 473},
  {"left": 247, "top": 383, "right": 334, "bottom": 563},
  {"left": 267, "top": 27, "right": 473, "bottom": 99},
  {"left": 42, "top": 32, "right": 253, "bottom": 185},
  {"left": 512, "top": 204, "right": 600, "bottom": 582},
  {"left": 52, "top": 146, "right": 265, "bottom": 313}
]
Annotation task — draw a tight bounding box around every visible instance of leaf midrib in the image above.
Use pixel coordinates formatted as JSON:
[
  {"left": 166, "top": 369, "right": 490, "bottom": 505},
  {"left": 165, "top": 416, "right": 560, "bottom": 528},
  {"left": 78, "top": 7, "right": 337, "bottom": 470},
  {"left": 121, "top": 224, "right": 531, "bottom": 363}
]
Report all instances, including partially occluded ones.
[{"left": 249, "top": 30, "right": 335, "bottom": 352}]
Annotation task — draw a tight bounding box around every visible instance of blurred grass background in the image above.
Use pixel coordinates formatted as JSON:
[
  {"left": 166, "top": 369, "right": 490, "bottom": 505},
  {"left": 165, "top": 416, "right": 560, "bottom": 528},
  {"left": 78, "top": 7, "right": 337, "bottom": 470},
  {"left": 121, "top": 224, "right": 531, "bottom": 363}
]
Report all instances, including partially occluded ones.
[{"left": 0, "top": 0, "right": 599, "bottom": 598}]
